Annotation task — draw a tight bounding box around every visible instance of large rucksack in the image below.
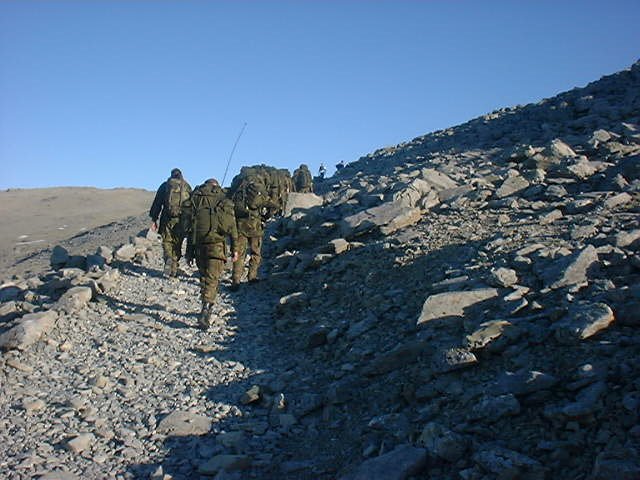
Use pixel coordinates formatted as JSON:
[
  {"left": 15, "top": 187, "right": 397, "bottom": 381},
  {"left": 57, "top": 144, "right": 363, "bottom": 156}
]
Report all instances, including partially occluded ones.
[
  {"left": 191, "top": 185, "right": 233, "bottom": 244},
  {"left": 164, "top": 178, "right": 190, "bottom": 218},
  {"left": 232, "top": 180, "right": 265, "bottom": 218}
]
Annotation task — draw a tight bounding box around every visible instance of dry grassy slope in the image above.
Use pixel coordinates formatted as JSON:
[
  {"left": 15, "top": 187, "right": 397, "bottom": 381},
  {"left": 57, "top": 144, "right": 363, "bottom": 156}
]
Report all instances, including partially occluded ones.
[{"left": 0, "top": 187, "right": 154, "bottom": 273}]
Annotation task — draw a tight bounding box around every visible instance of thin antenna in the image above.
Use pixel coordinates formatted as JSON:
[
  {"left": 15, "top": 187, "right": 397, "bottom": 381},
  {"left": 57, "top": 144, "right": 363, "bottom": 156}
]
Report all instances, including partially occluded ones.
[{"left": 222, "top": 122, "right": 247, "bottom": 186}]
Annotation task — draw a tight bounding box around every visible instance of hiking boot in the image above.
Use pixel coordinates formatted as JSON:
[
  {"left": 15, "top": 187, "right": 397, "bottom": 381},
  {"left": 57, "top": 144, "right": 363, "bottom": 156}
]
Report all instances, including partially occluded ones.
[
  {"left": 198, "top": 302, "right": 214, "bottom": 330},
  {"left": 248, "top": 277, "right": 259, "bottom": 284}
]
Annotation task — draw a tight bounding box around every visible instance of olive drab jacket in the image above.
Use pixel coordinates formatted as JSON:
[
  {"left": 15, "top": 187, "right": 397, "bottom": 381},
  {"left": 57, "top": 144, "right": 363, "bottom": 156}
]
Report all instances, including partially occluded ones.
[
  {"left": 187, "top": 183, "right": 237, "bottom": 260},
  {"left": 292, "top": 164, "right": 313, "bottom": 193},
  {"left": 150, "top": 177, "right": 192, "bottom": 229}
]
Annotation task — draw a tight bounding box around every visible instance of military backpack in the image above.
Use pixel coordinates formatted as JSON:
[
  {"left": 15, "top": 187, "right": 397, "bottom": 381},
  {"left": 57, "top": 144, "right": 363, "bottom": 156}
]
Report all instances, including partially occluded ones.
[
  {"left": 165, "top": 178, "right": 190, "bottom": 218},
  {"left": 191, "top": 186, "right": 234, "bottom": 244}
]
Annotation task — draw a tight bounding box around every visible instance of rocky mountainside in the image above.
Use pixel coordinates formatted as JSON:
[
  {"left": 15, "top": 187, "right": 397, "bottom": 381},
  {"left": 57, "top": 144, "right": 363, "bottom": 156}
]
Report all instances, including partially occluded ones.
[{"left": 1, "top": 61, "right": 639, "bottom": 480}]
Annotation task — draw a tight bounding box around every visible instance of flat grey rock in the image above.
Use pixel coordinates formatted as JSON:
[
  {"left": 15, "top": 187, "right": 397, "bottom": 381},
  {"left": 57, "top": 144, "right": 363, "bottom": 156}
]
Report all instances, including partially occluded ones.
[
  {"left": 156, "top": 411, "right": 212, "bottom": 436},
  {"left": 0, "top": 310, "right": 58, "bottom": 350},
  {"left": 554, "top": 302, "right": 615, "bottom": 344},
  {"left": 340, "top": 444, "right": 427, "bottom": 480},
  {"left": 417, "top": 288, "right": 498, "bottom": 325}
]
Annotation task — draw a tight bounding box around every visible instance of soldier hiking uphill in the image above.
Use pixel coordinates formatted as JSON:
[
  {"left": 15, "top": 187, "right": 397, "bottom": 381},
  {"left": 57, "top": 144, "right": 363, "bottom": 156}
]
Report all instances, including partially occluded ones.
[
  {"left": 292, "top": 164, "right": 314, "bottom": 193},
  {"left": 185, "top": 178, "right": 238, "bottom": 330},
  {"left": 230, "top": 179, "right": 276, "bottom": 291},
  {"left": 149, "top": 168, "right": 192, "bottom": 277}
]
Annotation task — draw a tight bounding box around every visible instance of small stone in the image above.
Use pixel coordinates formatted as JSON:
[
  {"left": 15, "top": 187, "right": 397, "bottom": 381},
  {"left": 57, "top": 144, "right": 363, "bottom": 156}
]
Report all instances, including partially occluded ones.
[
  {"left": 603, "top": 192, "right": 632, "bottom": 209},
  {"left": 55, "top": 286, "right": 93, "bottom": 313},
  {"left": 198, "top": 455, "right": 251, "bottom": 475},
  {"left": 241, "top": 385, "right": 262, "bottom": 405},
  {"left": 328, "top": 238, "right": 350, "bottom": 255},
  {"left": 469, "top": 394, "right": 520, "bottom": 422},
  {"left": 156, "top": 411, "right": 212, "bottom": 436},
  {"left": 114, "top": 243, "right": 136, "bottom": 262},
  {"left": 465, "top": 320, "right": 512, "bottom": 350},
  {"left": 540, "top": 209, "right": 563, "bottom": 225},
  {"left": 65, "top": 433, "right": 95, "bottom": 453},
  {"left": 22, "top": 398, "right": 46, "bottom": 412},
  {"left": 417, "top": 422, "right": 467, "bottom": 462},
  {"left": 488, "top": 268, "right": 518, "bottom": 288},
  {"left": 6, "top": 358, "right": 34, "bottom": 372},
  {"left": 496, "top": 370, "right": 558, "bottom": 396},
  {"left": 435, "top": 348, "right": 477, "bottom": 373}
]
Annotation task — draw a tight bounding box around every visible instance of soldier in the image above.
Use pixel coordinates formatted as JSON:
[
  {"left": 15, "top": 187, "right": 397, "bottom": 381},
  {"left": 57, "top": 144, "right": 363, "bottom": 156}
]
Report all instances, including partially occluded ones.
[
  {"left": 185, "top": 178, "right": 238, "bottom": 329},
  {"left": 149, "top": 168, "right": 192, "bottom": 277},
  {"left": 230, "top": 178, "right": 273, "bottom": 290},
  {"left": 292, "top": 164, "right": 313, "bottom": 193},
  {"left": 318, "top": 163, "right": 326, "bottom": 179}
]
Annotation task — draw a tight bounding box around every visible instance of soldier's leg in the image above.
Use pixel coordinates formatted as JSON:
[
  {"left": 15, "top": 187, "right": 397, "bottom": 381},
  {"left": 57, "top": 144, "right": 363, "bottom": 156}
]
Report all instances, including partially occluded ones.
[
  {"left": 169, "top": 222, "right": 183, "bottom": 277},
  {"left": 199, "top": 247, "right": 224, "bottom": 329},
  {"left": 232, "top": 234, "right": 248, "bottom": 287},
  {"left": 202, "top": 257, "right": 224, "bottom": 303},
  {"left": 160, "top": 227, "right": 174, "bottom": 276},
  {"left": 247, "top": 235, "right": 263, "bottom": 282}
]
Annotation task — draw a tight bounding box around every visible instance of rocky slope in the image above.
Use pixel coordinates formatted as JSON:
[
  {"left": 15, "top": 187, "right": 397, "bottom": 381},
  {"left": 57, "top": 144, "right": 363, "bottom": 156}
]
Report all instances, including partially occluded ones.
[{"left": 1, "top": 61, "right": 639, "bottom": 480}]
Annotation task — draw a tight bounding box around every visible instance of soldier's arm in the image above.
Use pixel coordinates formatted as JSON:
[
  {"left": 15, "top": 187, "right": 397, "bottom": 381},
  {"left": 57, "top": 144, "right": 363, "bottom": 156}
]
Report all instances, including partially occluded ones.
[
  {"left": 149, "top": 182, "right": 166, "bottom": 221},
  {"left": 224, "top": 202, "right": 239, "bottom": 256}
]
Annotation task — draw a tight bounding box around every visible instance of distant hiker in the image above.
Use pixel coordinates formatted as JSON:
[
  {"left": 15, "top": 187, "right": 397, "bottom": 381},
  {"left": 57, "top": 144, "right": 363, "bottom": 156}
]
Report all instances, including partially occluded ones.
[
  {"left": 318, "top": 163, "right": 326, "bottom": 179},
  {"left": 335, "top": 160, "right": 345, "bottom": 172},
  {"left": 230, "top": 178, "right": 275, "bottom": 290},
  {"left": 149, "top": 168, "right": 192, "bottom": 277},
  {"left": 292, "top": 164, "right": 314, "bottom": 193},
  {"left": 185, "top": 178, "right": 238, "bottom": 329}
]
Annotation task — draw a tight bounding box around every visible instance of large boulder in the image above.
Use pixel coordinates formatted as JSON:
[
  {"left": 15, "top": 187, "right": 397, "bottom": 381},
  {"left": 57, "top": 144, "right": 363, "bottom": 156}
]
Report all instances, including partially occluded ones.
[
  {"left": 339, "top": 444, "right": 427, "bottom": 480},
  {"left": 554, "top": 303, "right": 615, "bottom": 344},
  {"left": 494, "top": 174, "right": 530, "bottom": 199},
  {"left": 417, "top": 288, "right": 499, "bottom": 325},
  {"left": 283, "top": 192, "right": 323, "bottom": 217},
  {"left": 0, "top": 310, "right": 58, "bottom": 350},
  {"left": 55, "top": 286, "right": 93, "bottom": 314},
  {"left": 392, "top": 179, "right": 433, "bottom": 208},
  {"left": 545, "top": 245, "right": 599, "bottom": 289},
  {"left": 341, "top": 201, "right": 422, "bottom": 238},
  {"left": 50, "top": 245, "right": 70, "bottom": 269}
]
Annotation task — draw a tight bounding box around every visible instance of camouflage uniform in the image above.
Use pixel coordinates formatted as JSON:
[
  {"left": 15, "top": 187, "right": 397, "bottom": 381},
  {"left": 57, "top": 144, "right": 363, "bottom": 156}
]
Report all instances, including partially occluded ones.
[
  {"left": 292, "top": 164, "right": 313, "bottom": 193},
  {"left": 231, "top": 180, "right": 272, "bottom": 288},
  {"left": 186, "top": 179, "right": 237, "bottom": 329},
  {"left": 149, "top": 171, "right": 192, "bottom": 277}
]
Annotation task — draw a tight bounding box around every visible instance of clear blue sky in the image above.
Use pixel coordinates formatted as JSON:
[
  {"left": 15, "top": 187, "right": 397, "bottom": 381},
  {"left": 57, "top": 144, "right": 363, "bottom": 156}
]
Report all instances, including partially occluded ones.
[{"left": 1, "top": 1, "right": 638, "bottom": 190}]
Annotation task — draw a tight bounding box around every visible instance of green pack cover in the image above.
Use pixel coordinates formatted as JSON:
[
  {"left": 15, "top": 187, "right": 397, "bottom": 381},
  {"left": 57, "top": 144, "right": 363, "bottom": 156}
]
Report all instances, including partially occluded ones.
[
  {"left": 165, "top": 178, "right": 191, "bottom": 218},
  {"left": 191, "top": 183, "right": 236, "bottom": 244}
]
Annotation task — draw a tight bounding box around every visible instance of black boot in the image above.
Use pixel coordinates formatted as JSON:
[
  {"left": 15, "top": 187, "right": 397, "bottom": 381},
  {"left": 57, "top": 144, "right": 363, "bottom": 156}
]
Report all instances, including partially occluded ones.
[{"left": 198, "top": 302, "right": 214, "bottom": 330}]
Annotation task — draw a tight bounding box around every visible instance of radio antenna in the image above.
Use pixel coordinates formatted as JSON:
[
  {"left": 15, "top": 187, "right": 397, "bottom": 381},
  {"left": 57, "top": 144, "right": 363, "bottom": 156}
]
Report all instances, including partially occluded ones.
[{"left": 222, "top": 122, "right": 247, "bottom": 186}]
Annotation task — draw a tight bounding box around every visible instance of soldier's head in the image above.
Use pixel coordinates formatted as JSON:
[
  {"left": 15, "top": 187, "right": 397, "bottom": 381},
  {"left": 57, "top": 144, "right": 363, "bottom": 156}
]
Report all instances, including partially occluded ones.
[
  {"left": 205, "top": 178, "right": 219, "bottom": 187},
  {"left": 170, "top": 168, "right": 183, "bottom": 179}
]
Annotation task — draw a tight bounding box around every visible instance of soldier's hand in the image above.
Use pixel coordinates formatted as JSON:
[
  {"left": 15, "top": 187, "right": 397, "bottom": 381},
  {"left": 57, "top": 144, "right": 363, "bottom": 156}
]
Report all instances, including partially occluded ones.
[
  {"left": 232, "top": 251, "right": 239, "bottom": 262},
  {"left": 150, "top": 221, "right": 158, "bottom": 232}
]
